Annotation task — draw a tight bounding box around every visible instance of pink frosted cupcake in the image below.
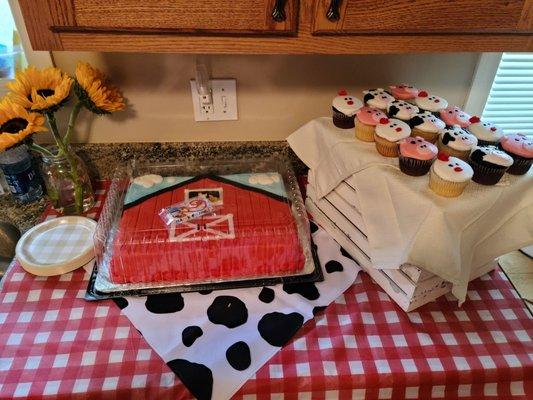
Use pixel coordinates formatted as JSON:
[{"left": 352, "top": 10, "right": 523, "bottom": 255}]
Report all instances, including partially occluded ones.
[
  {"left": 499, "top": 133, "right": 533, "bottom": 175},
  {"left": 389, "top": 84, "right": 419, "bottom": 101},
  {"left": 399, "top": 136, "right": 438, "bottom": 176},
  {"left": 439, "top": 106, "right": 472, "bottom": 128},
  {"left": 354, "top": 106, "right": 388, "bottom": 142}
]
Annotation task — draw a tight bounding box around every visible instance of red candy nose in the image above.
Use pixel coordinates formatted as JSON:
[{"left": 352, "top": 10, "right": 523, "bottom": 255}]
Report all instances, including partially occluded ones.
[
  {"left": 490, "top": 127, "right": 497, "bottom": 131},
  {"left": 338, "top": 89, "right": 347, "bottom": 96},
  {"left": 469, "top": 116, "right": 481, "bottom": 123},
  {"left": 379, "top": 118, "right": 389, "bottom": 124},
  {"left": 454, "top": 167, "right": 463, "bottom": 172},
  {"left": 347, "top": 100, "right": 354, "bottom": 105},
  {"left": 435, "top": 99, "right": 440, "bottom": 103},
  {"left": 395, "top": 127, "right": 402, "bottom": 132},
  {"left": 418, "top": 91, "right": 428, "bottom": 97}
]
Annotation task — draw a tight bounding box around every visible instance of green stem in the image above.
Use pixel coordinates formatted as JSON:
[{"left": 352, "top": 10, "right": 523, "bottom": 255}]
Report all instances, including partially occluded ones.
[
  {"left": 64, "top": 101, "right": 83, "bottom": 147},
  {"left": 27, "top": 143, "right": 55, "bottom": 157},
  {"left": 45, "top": 112, "right": 84, "bottom": 214}
]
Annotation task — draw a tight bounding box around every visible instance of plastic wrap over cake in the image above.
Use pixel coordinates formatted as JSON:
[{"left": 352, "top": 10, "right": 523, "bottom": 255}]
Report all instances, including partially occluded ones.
[{"left": 91, "top": 158, "right": 316, "bottom": 295}]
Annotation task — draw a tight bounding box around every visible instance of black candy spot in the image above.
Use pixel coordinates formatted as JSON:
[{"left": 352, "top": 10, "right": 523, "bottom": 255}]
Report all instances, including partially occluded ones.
[
  {"left": 145, "top": 293, "right": 184, "bottom": 314},
  {"left": 258, "top": 312, "right": 304, "bottom": 347},
  {"left": 313, "top": 306, "right": 327, "bottom": 316},
  {"left": 258, "top": 287, "right": 275, "bottom": 303},
  {"left": 167, "top": 359, "right": 213, "bottom": 400},
  {"left": 198, "top": 290, "right": 212, "bottom": 295},
  {"left": 340, "top": 246, "right": 355, "bottom": 262},
  {"left": 325, "top": 260, "right": 344, "bottom": 273},
  {"left": 283, "top": 282, "right": 320, "bottom": 300},
  {"left": 225, "top": 341, "right": 251, "bottom": 371},
  {"left": 182, "top": 326, "right": 203, "bottom": 347},
  {"left": 310, "top": 221, "right": 319, "bottom": 234},
  {"left": 207, "top": 296, "right": 248, "bottom": 328},
  {"left": 113, "top": 297, "right": 129, "bottom": 310}
]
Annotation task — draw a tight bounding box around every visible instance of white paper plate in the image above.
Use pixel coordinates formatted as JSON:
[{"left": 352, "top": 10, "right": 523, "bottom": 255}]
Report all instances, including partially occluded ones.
[{"left": 16, "top": 216, "right": 97, "bottom": 276}]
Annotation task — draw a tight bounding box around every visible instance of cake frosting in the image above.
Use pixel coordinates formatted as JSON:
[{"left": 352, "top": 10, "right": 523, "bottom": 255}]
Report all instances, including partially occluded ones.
[
  {"left": 500, "top": 133, "right": 533, "bottom": 158},
  {"left": 467, "top": 116, "right": 504, "bottom": 142},
  {"left": 439, "top": 106, "right": 471, "bottom": 128},
  {"left": 399, "top": 136, "right": 438, "bottom": 160},
  {"left": 356, "top": 106, "right": 387, "bottom": 126},
  {"left": 439, "top": 125, "right": 478, "bottom": 151},
  {"left": 470, "top": 146, "right": 514, "bottom": 168},
  {"left": 433, "top": 152, "right": 473, "bottom": 182},
  {"left": 332, "top": 89, "right": 363, "bottom": 116},
  {"left": 415, "top": 91, "right": 448, "bottom": 112},
  {"left": 409, "top": 111, "right": 446, "bottom": 133},
  {"left": 389, "top": 84, "right": 419, "bottom": 100},
  {"left": 375, "top": 118, "right": 411, "bottom": 142},
  {"left": 363, "top": 88, "right": 395, "bottom": 110},
  {"left": 387, "top": 100, "right": 419, "bottom": 120}
]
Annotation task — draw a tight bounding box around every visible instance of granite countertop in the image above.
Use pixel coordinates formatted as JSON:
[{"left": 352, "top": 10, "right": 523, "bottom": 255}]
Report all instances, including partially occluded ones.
[{"left": 0, "top": 141, "right": 306, "bottom": 233}]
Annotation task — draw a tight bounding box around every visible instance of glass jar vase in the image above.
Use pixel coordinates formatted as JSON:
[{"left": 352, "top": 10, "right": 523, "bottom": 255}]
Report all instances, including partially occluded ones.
[{"left": 41, "top": 147, "right": 95, "bottom": 215}]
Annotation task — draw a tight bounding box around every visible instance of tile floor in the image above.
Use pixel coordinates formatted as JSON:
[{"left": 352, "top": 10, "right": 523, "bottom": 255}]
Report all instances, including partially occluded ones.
[{"left": 499, "top": 250, "right": 533, "bottom": 313}]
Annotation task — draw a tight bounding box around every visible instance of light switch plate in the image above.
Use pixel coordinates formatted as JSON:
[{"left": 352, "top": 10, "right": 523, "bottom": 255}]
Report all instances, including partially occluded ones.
[{"left": 191, "top": 79, "right": 238, "bottom": 122}]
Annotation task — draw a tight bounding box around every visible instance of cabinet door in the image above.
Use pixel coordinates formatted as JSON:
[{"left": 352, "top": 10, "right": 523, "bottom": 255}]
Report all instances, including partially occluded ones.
[
  {"left": 25, "top": 0, "right": 298, "bottom": 36},
  {"left": 312, "top": 0, "right": 533, "bottom": 34}
]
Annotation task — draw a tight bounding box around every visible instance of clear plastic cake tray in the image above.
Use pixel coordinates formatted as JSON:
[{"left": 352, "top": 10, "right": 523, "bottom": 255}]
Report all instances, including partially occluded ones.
[{"left": 86, "top": 157, "right": 321, "bottom": 299}]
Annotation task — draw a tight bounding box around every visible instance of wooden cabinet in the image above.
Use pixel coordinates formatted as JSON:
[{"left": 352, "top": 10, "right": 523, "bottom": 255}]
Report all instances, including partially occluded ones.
[
  {"left": 312, "top": 0, "right": 533, "bottom": 35},
  {"left": 17, "top": 0, "right": 533, "bottom": 53}
]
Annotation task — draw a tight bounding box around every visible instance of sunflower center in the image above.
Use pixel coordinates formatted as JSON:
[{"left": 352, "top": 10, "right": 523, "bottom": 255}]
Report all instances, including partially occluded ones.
[
  {"left": 0, "top": 118, "right": 29, "bottom": 134},
  {"left": 36, "top": 88, "right": 55, "bottom": 98}
]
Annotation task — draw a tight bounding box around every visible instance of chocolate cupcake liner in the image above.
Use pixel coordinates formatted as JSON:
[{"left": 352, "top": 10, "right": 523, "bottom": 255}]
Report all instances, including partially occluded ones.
[
  {"left": 429, "top": 167, "right": 469, "bottom": 197},
  {"left": 496, "top": 144, "right": 532, "bottom": 175},
  {"left": 437, "top": 137, "right": 471, "bottom": 161},
  {"left": 468, "top": 158, "right": 508, "bottom": 185},
  {"left": 399, "top": 155, "right": 433, "bottom": 176},
  {"left": 411, "top": 128, "right": 439, "bottom": 144},
  {"left": 332, "top": 107, "right": 356, "bottom": 129},
  {"left": 373, "top": 133, "right": 399, "bottom": 157},
  {"left": 355, "top": 120, "right": 375, "bottom": 142}
]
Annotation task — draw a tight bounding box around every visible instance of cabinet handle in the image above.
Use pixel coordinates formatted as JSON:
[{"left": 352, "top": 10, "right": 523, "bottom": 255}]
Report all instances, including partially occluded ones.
[
  {"left": 326, "top": 0, "right": 341, "bottom": 22},
  {"left": 272, "top": 0, "right": 287, "bottom": 22}
]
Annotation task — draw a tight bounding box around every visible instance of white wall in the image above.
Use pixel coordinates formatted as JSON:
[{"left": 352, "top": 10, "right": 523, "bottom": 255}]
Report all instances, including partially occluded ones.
[{"left": 50, "top": 52, "right": 480, "bottom": 143}]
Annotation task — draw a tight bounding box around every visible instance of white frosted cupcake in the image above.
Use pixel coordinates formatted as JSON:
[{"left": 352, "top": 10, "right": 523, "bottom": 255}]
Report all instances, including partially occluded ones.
[
  {"left": 409, "top": 111, "right": 446, "bottom": 143},
  {"left": 387, "top": 100, "right": 419, "bottom": 121},
  {"left": 331, "top": 89, "right": 363, "bottom": 129},
  {"left": 429, "top": 152, "right": 474, "bottom": 197},
  {"left": 373, "top": 118, "right": 411, "bottom": 157},
  {"left": 437, "top": 125, "right": 478, "bottom": 160},
  {"left": 415, "top": 91, "right": 448, "bottom": 114},
  {"left": 466, "top": 116, "right": 504, "bottom": 146},
  {"left": 363, "top": 88, "right": 395, "bottom": 110},
  {"left": 469, "top": 146, "right": 513, "bottom": 185}
]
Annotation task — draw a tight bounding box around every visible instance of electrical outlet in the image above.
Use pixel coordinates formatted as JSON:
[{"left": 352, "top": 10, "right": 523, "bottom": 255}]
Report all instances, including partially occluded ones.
[{"left": 191, "top": 79, "right": 238, "bottom": 122}]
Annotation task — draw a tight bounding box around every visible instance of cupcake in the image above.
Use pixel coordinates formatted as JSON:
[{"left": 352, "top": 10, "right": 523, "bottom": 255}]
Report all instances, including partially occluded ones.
[
  {"left": 467, "top": 116, "right": 504, "bottom": 146},
  {"left": 409, "top": 111, "right": 446, "bottom": 143},
  {"left": 331, "top": 89, "right": 363, "bottom": 129},
  {"left": 499, "top": 133, "right": 533, "bottom": 175},
  {"left": 437, "top": 125, "right": 478, "bottom": 160},
  {"left": 399, "top": 136, "right": 438, "bottom": 176},
  {"left": 354, "top": 106, "right": 388, "bottom": 142},
  {"left": 363, "top": 88, "right": 395, "bottom": 110},
  {"left": 429, "top": 152, "right": 473, "bottom": 197},
  {"left": 373, "top": 118, "right": 411, "bottom": 157},
  {"left": 415, "top": 91, "right": 448, "bottom": 114},
  {"left": 389, "top": 84, "right": 419, "bottom": 101},
  {"left": 387, "top": 100, "right": 419, "bottom": 121},
  {"left": 469, "top": 146, "right": 514, "bottom": 185},
  {"left": 439, "top": 106, "right": 471, "bottom": 128}
]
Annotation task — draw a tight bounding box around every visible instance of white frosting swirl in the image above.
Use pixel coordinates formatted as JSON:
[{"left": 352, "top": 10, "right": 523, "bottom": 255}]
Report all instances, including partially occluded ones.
[
  {"left": 472, "top": 146, "right": 514, "bottom": 167},
  {"left": 410, "top": 111, "right": 446, "bottom": 133},
  {"left": 363, "top": 88, "right": 395, "bottom": 110},
  {"left": 375, "top": 118, "right": 411, "bottom": 142},
  {"left": 415, "top": 92, "right": 448, "bottom": 112},
  {"left": 332, "top": 94, "right": 363, "bottom": 116},
  {"left": 432, "top": 156, "right": 473, "bottom": 182},
  {"left": 439, "top": 125, "right": 478, "bottom": 151},
  {"left": 387, "top": 100, "right": 419, "bottom": 120},
  {"left": 468, "top": 120, "right": 504, "bottom": 142}
]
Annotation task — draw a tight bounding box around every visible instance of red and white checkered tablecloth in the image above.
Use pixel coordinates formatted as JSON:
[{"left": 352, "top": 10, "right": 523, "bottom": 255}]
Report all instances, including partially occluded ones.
[{"left": 0, "top": 181, "right": 532, "bottom": 399}]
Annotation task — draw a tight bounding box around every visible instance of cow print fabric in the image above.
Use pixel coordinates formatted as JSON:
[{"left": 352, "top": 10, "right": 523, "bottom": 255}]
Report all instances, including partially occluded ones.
[{"left": 117, "top": 227, "right": 360, "bottom": 400}]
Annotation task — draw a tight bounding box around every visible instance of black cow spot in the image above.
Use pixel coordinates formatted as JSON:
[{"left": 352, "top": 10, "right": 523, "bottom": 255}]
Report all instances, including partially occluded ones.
[
  {"left": 113, "top": 297, "right": 129, "bottom": 310},
  {"left": 226, "top": 341, "right": 251, "bottom": 371},
  {"left": 258, "top": 287, "right": 275, "bottom": 303},
  {"left": 145, "top": 293, "right": 184, "bottom": 314},
  {"left": 313, "top": 306, "right": 327, "bottom": 316},
  {"left": 283, "top": 282, "right": 320, "bottom": 300},
  {"left": 258, "top": 312, "right": 304, "bottom": 347},
  {"left": 340, "top": 246, "right": 355, "bottom": 261},
  {"left": 182, "top": 326, "right": 203, "bottom": 347},
  {"left": 388, "top": 105, "right": 400, "bottom": 117},
  {"left": 207, "top": 296, "right": 248, "bottom": 328},
  {"left": 363, "top": 93, "right": 375, "bottom": 103},
  {"left": 310, "top": 221, "right": 319, "bottom": 234},
  {"left": 325, "top": 260, "right": 344, "bottom": 273},
  {"left": 198, "top": 290, "right": 212, "bottom": 295},
  {"left": 442, "top": 131, "right": 455, "bottom": 145},
  {"left": 409, "top": 115, "right": 424, "bottom": 128},
  {"left": 167, "top": 359, "right": 213, "bottom": 400}
]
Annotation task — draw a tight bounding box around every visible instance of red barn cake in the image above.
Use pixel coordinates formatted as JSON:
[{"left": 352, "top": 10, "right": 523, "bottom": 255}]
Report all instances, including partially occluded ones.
[{"left": 109, "top": 173, "right": 306, "bottom": 284}]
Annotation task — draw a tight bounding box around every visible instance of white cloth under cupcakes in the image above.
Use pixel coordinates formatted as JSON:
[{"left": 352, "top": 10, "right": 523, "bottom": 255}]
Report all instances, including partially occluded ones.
[{"left": 287, "top": 117, "right": 533, "bottom": 304}]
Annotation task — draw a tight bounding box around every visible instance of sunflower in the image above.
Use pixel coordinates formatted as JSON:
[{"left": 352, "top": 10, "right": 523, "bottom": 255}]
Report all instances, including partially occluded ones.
[
  {"left": 0, "top": 99, "right": 47, "bottom": 152},
  {"left": 7, "top": 66, "right": 72, "bottom": 113},
  {"left": 74, "top": 62, "right": 125, "bottom": 114}
]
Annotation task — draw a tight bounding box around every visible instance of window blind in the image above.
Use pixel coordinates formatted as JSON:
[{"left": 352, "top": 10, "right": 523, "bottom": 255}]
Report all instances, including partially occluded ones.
[{"left": 482, "top": 53, "right": 533, "bottom": 136}]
